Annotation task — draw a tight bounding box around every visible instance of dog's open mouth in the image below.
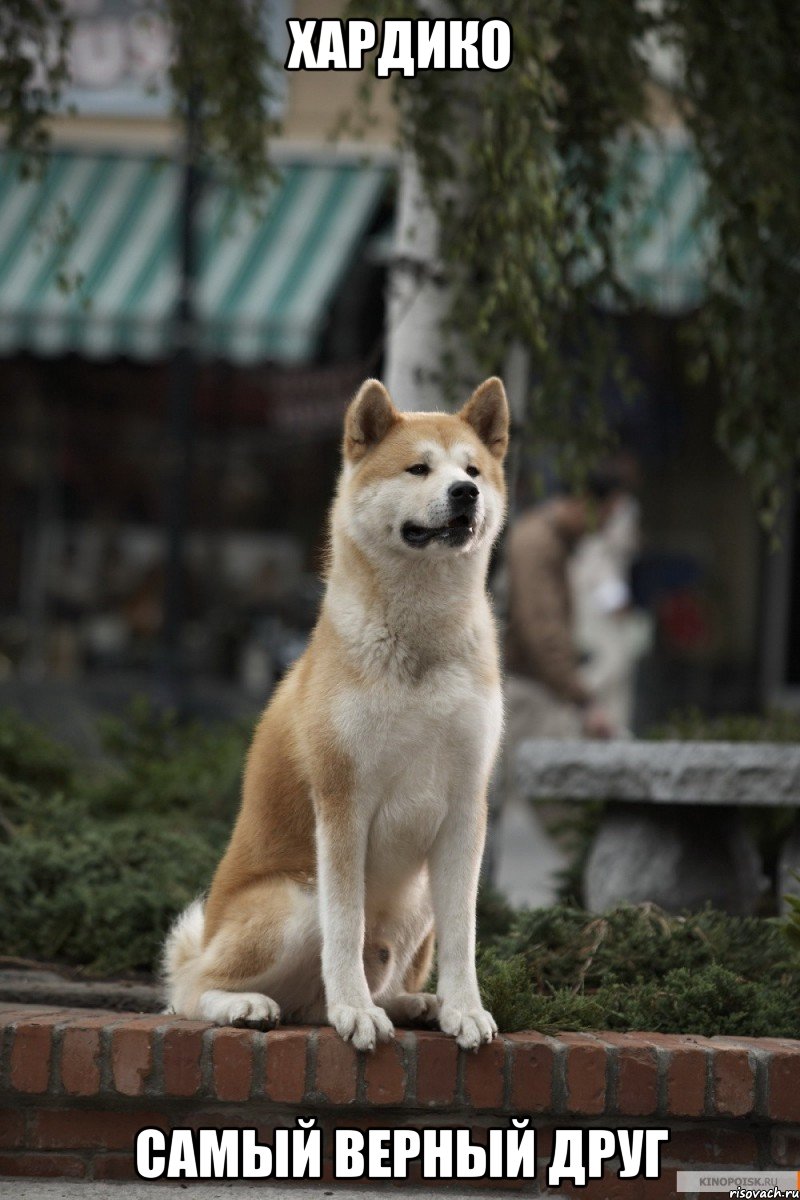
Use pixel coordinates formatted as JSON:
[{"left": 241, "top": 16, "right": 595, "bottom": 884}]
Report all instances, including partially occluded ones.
[{"left": 401, "top": 513, "right": 476, "bottom": 548}]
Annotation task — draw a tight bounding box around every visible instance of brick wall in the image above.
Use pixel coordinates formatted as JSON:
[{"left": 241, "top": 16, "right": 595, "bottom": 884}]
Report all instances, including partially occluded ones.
[{"left": 1, "top": 1004, "right": 799, "bottom": 1195}]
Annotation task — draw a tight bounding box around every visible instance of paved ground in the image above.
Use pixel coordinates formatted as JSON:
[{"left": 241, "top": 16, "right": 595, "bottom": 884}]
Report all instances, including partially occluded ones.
[{"left": 1, "top": 1183, "right": 536, "bottom": 1199}]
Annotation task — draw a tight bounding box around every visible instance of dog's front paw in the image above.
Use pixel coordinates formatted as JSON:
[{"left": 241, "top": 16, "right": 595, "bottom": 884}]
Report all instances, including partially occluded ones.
[
  {"left": 329, "top": 1003, "right": 394, "bottom": 1051},
  {"left": 438, "top": 1002, "right": 497, "bottom": 1050}
]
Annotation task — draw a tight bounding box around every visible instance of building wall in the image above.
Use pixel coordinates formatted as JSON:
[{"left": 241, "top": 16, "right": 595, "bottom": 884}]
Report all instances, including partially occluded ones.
[{"left": 45, "top": 0, "right": 397, "bottom": 156}]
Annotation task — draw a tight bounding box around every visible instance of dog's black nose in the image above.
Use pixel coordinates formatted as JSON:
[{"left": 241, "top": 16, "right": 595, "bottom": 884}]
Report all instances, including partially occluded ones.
[{"left": 448, "top": 480, "right": 479, "bottom": 508}]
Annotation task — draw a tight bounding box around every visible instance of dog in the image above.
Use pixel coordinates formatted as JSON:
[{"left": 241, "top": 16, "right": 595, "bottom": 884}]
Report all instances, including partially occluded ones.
[{"left": 163, "top": 375, "right": 509, "bottom": 1051}]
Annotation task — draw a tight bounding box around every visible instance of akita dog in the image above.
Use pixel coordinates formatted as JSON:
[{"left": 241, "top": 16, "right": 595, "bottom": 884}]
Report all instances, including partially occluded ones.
[{"left": 163, "top": 376, "right": 509, "bottom": 1051}]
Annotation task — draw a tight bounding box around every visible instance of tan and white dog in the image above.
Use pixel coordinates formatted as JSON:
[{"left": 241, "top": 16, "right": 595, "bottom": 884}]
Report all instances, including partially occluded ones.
[{"left": 163, "top": 376, "right": 509, "bottom": 1051}]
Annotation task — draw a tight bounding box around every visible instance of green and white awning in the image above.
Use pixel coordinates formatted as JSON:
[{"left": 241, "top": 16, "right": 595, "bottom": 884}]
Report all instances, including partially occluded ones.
[
  {"left": 0, "top": 151, "right": 389, "bottom": 363},
  {"left": 0, "top": 136, "right": 708, "bottom": 362}
]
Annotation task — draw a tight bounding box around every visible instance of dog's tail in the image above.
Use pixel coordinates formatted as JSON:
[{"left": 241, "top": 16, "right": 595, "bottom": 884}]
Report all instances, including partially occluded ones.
[{"left": 161, "top": 898, "right": 206, "bottom": 1014}]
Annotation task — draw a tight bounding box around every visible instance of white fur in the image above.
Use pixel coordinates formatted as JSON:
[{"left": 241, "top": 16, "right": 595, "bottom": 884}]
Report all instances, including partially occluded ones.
[
  {"left": 161, "top": 897, "right": 204, "bottom": 992},
  {"left": 199, "top": 990, "right": 280, "bottom": 1027}
]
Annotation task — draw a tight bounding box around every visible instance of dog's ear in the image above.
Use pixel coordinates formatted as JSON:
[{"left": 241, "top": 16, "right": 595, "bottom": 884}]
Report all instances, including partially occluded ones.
[
  {"left": 344, "top": 379, "right": 400, "bottom": 462},
  {"left": 459, "top": 377, "right": 509, "bottom": 460}
]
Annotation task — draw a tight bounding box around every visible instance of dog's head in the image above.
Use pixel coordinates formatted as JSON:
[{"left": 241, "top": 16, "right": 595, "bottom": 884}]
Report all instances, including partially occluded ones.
[{"left": 336, "top": 377, "right": 509, "bottom": 562}]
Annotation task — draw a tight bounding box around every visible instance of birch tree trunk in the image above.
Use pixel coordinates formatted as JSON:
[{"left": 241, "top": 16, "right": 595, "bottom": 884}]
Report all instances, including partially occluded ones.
[
  {"left": 384, "top": 149, "right": 529, "bottom": 421},
  {"left": 383, "top": 151, "right": 452, "bottom": 412}
]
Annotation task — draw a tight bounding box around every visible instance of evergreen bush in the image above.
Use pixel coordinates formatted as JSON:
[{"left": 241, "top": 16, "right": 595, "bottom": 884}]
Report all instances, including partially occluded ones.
[{"left": 1, "top": 706, "right": 799, "bottom": 1035}]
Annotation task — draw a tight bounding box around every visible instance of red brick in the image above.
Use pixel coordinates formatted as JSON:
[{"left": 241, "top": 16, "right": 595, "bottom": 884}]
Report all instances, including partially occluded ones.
[
  {"left": 263, "top": 1028, "right": 308, "bottom": 1103},
  {"left": 769, "top": 1047, "right": 800, "bottom": 1122},
  {"left": 211, "top": 1027, "right": 254, "bottom": 1102},
  {"left": 10, "top": 1016, "right": 63, "bottom": 1093},
  {"left": 60, "top": 1026, "right": 103, "bottom": 1097},
  {"left": 0, "top": 1152, "right": 86, "bottom": 1178},
  {"left": 664, "top": 1127, "right": 758, "bottom": 1166},
  {"left": 771, "top": 1127, "right": 800, "bottom": 1166},
  {"left": 742, "top": 1036, "right": 800, "bottom": 1053},
  {"left": 162, "top": 1022, "right": 207, "bottom": 1097},
  {"left": 318, "top": 1110, "right": 421, "bottom": 1140},
  {"left": 0, "top": 1005, "right": 63, "bottom": 1024},
  {"left": 601, "top": 1034, "right": 658, "bottom": 1116},
  {"left": 642, "top": 1173, "right": 682, "bottom": 1200},
  {"left": 393, "top": 1153, "right": 527, "bottom": 1193},
  {"left": 712, "top": 1047, "right": 754, "bottom": 1117},
  {"left": 93, "top": 1152, "right": 138, "bottom": 1180},
  {"left": 558, "top": 1176, "right": 645, "bottom": 1200},
  {"left": 363, "top": 1035, "right": 407, "bottom": 1105},
  {"left": 562, "top": 1033, "right": 606, "bottom": 1115},
  {"left": 415, "top": 1032, "right": 458, "bottom": 1106},
  {"left": 30, "top": 1108, "right": 165, "bottom": 1151},
  {"left": 315, "top": 1029, "right": 358, "bottom": 1104},
  {"left": 0, "top": 1107, "right": 25, "bottom": 1148},
  {"left": 464, "top": 1036, "right": 506, "bottom": 1110},
  {"left": 52, "top": 1007, "right": 120, "bottom": 1021},
  {"left": 111, "top": 1024, "right": 155, "bottom": 1096},
  {"left": 319, "top": 1158, "right": 338, "bottom": 1184},
  {"left": 508, "top": 1033, "right": 555, "bottom": 1113},
  {"left": 534, "top": 1125, "right": 556, "bottom": 1158},
  {"left": 650, "top": 1036, "right": 708, "bottom": 1118}
]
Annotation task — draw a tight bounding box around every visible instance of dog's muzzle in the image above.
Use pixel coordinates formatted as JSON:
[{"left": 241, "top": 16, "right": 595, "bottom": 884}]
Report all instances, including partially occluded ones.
[{"left": 401, "top": 482, "right": 480, "bottom": 548}]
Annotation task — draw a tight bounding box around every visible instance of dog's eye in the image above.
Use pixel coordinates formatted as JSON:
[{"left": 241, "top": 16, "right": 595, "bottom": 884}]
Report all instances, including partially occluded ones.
[
  {"left": 406, "top": 463, "right": 430, "bottom": 476},
  {"left": 466, "top": 465, "right": 480, "bottom": 478}
]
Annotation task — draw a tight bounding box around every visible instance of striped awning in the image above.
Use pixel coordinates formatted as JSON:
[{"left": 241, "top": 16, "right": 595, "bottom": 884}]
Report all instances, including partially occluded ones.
[{"left": 0, "top": 151, "right": 389, "bottom": 363}]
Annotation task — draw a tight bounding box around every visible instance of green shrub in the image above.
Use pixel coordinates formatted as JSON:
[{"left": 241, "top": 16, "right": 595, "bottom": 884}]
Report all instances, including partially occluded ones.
[
  {"left": 89, "top": 697, "right": 248, "bottom": 819},
  {"left": 0, "top": 813, "right": 226, "bottom": 974},
  {"left": 648, "top": 707, "right": 800, "bottom": 743},
  {"left": 785, "top": 874, "right": 800, "bottom": 954},
  {"left": 0, "top": 700, "right": 246, "bottom": 975},
  {"left": 2, "top": 705, "right": 800, "bottom": 1038},
  {"left": 493, "top": 903, "right": 795, "bottom": 989},
  {"left": 475, "top": 902, "right": 800, "bottom": 1037},
  {"left": 0, "top": 707, "right": 74, "bottom": 791}
]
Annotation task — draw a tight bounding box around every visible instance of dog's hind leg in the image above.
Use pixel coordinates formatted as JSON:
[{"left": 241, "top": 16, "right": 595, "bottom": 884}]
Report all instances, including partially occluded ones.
[
  {"left": 381, "top": 925, "right": 440, "bottom": 1025},
  {"left": 165, "top": 876, "right": 322, "bottom": 1027},
  {"left": 198, "top": 988, "right": 281, "bottom": 1028},
  {"left": 403, "top": 925, "right": 436, "bottom": 993}
]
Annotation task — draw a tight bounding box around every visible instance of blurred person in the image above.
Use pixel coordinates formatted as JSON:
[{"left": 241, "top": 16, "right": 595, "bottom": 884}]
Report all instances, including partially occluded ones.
[
  {"left": 488, "top": 469, "right": 629, "bottom": 908},
  {"left": 570, "top": 490, "right": 653, "bottom": 732},
  {"left": 503, "top": 468, "right": 627, "bottom": 743}
]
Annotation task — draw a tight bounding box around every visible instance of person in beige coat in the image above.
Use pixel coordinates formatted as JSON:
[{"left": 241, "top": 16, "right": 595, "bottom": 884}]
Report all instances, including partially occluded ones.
[
  {"left": 504, "top": 476, "right": 625, "bottom": 744},
  {"left": 490, "top": 474, "right": 627, "bottom": 906}
]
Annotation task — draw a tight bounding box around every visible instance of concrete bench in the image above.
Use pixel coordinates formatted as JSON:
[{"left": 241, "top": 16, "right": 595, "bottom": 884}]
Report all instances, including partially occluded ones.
[{"left": 516, "top": 739, "right": 800, "bottom": 914}]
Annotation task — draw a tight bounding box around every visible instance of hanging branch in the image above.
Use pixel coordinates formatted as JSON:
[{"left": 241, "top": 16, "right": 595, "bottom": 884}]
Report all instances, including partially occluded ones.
[
  {"left": 1, "top": 0, "right": 278, "bottom": 195},
  {"left": 0, "top": 0, "right": 72, "bottom": 168},
  {"left": 352, "top": 0, "right": 800, "bottom": 516},
  {"left": 664, "top": 0, "right": 800, "bottom": 528},
  {"left": 350, "top": 0, "right": 655, "bottom": 485},
  {"left": 165, "top": 0, "right": 279, "bottom": 195}
]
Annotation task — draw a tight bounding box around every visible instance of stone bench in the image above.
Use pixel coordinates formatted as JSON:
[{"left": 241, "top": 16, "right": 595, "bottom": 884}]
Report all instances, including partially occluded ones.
[{"left": 516, "top": 740, "right": 800, "bottom": 914}]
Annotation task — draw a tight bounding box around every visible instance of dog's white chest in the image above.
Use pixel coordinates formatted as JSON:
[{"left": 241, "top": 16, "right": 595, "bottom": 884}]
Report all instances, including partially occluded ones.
[
  {"left": 333, "top": 662, "right": 501, "bottom": 886},
  {"left": 335, "top": 661, "right": 497, "bottom": 777}
]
